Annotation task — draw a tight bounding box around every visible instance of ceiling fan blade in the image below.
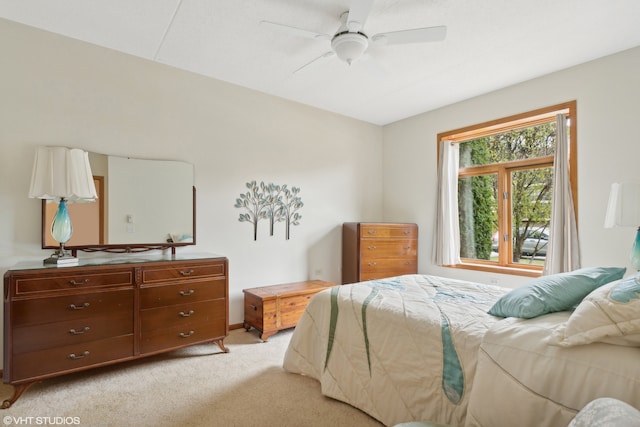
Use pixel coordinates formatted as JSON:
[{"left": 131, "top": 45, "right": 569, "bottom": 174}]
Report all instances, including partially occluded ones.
[
  {"left": 293, "top": 51, "right": 335, "bottom": 74},
  {"left": 372, "top": 25, "right": 447, "bottom": 45},
  {"left": 260, "top": 20, "right": 330, "bottom": 40},
  {"left": 347, "top": 0, "right": 374, "bottom": 32}
]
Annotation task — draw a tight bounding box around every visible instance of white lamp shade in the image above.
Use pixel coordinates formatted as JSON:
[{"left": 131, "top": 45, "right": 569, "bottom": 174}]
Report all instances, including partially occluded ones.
[
  {"left": 29, "top": 146, "right": 98, "bottom": 202},
  {"left": 604, "top": 181, "right": 640, "bottom": 228}
]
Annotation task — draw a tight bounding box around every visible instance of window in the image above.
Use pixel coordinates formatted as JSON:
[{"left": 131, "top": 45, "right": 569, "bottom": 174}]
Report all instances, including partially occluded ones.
[{"left": 438, "top": 101, "right": 577, "bottom": 277}]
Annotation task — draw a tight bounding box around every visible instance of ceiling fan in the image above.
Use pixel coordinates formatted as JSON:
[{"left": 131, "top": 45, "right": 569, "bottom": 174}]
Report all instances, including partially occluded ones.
[{"left": 261, "top": 0, "right": 447, "bottom": 73}]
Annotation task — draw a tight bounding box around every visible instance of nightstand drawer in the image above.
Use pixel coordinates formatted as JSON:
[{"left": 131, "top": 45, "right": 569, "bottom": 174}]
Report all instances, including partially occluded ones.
[{"left": 140, "top": 278, "right": 226, "bottom": 309}]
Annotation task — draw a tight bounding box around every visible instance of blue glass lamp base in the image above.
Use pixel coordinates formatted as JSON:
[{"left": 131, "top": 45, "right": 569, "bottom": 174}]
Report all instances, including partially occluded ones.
[{"left": 44, "top": 199, "right": 78, "bottom": 266}]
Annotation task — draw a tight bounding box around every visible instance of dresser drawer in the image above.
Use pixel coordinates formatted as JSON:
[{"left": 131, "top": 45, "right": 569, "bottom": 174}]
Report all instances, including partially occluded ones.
[
  {"left": 359, "top": 224, "right": 417, "bottom": 239},
  {"left": 359, "top": 258, "right": 417, "bottom": 280},
  {"left": 140, "top": 299, "right": 225, "bottom": 333},
  {"left": 140, "top": 316, "right": 227, "bottom": 355},
  {"left": 140, "top": 278, "right": 226, "bottom": 309},
  {"left": 141, "top": 262, "right": 225, "bottom": 284},
  {"left": 13, "top": 311, "right": 133, "bottom": 353},
  {"left": 13, "top": 270, "right": 133, "bottom": 296},
  {"left": 10, "top": 334, "right": 134, "bottom": 382},
  {"left": 11, "top": 289, "right": 133, "bottom": 327},
  {"left": 359, "top": 239, "right": 417, "bottom": 259}
]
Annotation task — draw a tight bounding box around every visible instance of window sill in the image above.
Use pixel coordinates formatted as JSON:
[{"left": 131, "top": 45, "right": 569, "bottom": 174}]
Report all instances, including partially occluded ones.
[{"left": 444, "top": 262, "right": 543, "bottom": 278}]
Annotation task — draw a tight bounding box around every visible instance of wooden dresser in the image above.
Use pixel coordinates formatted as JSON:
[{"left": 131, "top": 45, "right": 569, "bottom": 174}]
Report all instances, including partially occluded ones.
[
  {"left": 2, "top": 253, "right": 228, "bottom": 408},
  {"left": 342, "top": 222, "right": 418, "bottom": 284}
]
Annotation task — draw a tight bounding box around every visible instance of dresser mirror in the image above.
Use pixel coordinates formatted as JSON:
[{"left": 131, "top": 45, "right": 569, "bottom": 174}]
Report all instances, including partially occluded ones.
[{"left": 41, "top": 152, "right": 195, "bottom": 254}]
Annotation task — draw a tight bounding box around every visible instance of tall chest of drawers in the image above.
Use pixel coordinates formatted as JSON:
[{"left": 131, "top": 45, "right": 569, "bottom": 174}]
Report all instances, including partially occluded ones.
[
  {"left": 342, "top": 222, "right": 418, "bottom": 284},
  {"left": 2, "top": 254, "right": 228, "bottom": 408}
]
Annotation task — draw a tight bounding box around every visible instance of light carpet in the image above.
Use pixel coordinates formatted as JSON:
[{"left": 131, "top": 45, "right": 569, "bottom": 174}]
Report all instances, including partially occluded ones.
[{"left": 0, "top": 328, "right": 383, "bottom": 427}]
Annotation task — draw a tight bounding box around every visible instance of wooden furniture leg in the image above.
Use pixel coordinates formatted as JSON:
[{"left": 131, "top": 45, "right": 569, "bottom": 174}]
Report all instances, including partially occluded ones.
[{"left": 2, "top": 382, "right": 37, "bottom": 409}]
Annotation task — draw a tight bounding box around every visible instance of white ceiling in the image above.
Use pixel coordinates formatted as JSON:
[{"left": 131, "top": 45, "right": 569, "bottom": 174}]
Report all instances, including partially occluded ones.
[{"left": 2, "top": 0, "right": 640, "bottom": 125}]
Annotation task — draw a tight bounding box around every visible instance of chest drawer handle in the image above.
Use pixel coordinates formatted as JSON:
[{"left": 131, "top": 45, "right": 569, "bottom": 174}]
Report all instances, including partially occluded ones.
[
  {"left": 179, "top": 310, "right": 195, "bottom": 318},
  {"left": 68, "top": 351, "right": 90, "bottom": 360},
  {"left": 367, "top": 230, "right": 377, "bottom": 235},
  {"left": 367, "top": 246, "right": 377, "bottom": 250},
  {"left": 179, "top": 290, "right": 195, "bottom": 296},
  {"left": 68, "top": 279, "right": 90, "bottom": 286},
  {"left": 179, "top": 330, "right": 195, "bottom": 338},
  {"left": 69, "top": 327, "right": 90, "bottom": 335},
  {"left": 368, "top": 262, "right": 377, "bottom": 267},
  {"left": 179, "top": 269, "right": 195, "bottom": 276},
  {"left": 69, "top": 303, "right": 90, "bottom": 310}
]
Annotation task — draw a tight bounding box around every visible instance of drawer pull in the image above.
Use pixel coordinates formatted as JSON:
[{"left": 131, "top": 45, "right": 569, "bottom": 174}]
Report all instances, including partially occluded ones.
[
  {"left": 179, "top": 310, "right": 195, "bottom": 318},
  {"left": 179, "top": 330, "right": 195, "bottom": 338},
  {"left": 367, "top": 246, "right": 377, "bottom": 250},
  {"left": 367, "top": 229, "right": 377, "bottom": 235},
  {"left": 368, "top": 262, "right": 377, "bottom": 267},
  {"left": 68, "top": 351, "right": 90, "bottom": 360},
  {"left": 179, "top": 290, "right": 195, "bottom": 296},
  {"left": 69, "top": 302, "right": 90, "bottom": 310},
  {"left": 68, "top": 279, "right": 90, "bottom": 286},
  {"left": 179, "top": 269, "right": 195, "bottom": 276},
  {"left": 404, "top": 261, "right": 412, "bottom": 265},
  {"left": 69, "top": 327, "right": 90, "bottom": 335}
]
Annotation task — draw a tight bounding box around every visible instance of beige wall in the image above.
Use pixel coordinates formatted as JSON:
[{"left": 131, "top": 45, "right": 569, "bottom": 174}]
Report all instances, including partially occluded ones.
[
  {"left": 0, "top": 19, "right": 383, "bottom": 330},
  {"left": 2, "top": 15, "right": 639, "bottom": 337},
  {"left": 382, "top": 45, "right": 640, "bottom": 287}
]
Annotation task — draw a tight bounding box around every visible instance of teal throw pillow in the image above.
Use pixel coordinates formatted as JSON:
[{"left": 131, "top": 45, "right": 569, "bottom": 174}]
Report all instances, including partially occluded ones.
[{"left": 488, "top": 267, "right": 626, "bottom": 319}]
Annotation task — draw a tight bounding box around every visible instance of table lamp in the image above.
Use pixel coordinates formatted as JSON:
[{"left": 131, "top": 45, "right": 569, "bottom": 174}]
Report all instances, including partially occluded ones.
[
  {"left": 604, "top": 181, "right": 640, "bottom": 278},
  {"left": 28, "top": 146, "right": 97, "bottom": 265}
]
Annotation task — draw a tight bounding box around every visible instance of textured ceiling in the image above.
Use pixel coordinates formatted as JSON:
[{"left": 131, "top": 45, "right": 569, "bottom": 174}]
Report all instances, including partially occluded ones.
[{"left": 2, "top": 0, "right": 640, "bottom": 125}]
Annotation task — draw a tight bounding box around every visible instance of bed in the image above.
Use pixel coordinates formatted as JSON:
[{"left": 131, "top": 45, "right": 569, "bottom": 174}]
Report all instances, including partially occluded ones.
[
  {"left": 466, "top": 312, "right": 640, "bottom": 427},
  {"left": 282, "top": 274, "right": 508, "bottom": 426},
  {"left": 283, "top": 271, "right": 640, "bottom": 427}
]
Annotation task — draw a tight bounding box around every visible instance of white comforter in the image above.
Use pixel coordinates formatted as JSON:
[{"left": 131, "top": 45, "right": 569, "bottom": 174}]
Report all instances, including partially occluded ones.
[
  {"left": 283, "top": 274, "right": 507, "bottom": 427},
  {"left": 466, "top": 312, "right": 640, "bottom": 427}
]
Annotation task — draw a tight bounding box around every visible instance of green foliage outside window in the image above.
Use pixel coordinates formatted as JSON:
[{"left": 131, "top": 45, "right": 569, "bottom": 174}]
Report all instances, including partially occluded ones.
[{"left": 458, "top": 122, "right": 556, "bottom": 264}]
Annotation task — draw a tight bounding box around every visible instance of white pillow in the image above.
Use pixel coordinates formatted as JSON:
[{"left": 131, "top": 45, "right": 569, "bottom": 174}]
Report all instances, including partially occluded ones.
[{"left": 552, "top": 276, "right": 640, "bottom": 347}]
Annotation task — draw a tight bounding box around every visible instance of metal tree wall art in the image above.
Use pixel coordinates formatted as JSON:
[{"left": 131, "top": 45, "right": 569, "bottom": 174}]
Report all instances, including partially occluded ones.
[{"left": 234, "top": 181, "right": 304, "bottom": 241}]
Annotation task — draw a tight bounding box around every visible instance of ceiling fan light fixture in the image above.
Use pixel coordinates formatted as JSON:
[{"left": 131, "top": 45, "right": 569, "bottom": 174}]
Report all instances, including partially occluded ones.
[{"left": 331, "top": 32, "right": 368, "bottom": 65}]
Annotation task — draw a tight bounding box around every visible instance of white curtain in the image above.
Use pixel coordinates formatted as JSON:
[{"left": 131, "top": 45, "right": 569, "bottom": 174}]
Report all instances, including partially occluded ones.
[
  {"left": 435, "top": 140, "right": 461, "bottom": 265},
  {"left": 543, "top": 114, "right": 581, "bottom": 274}
]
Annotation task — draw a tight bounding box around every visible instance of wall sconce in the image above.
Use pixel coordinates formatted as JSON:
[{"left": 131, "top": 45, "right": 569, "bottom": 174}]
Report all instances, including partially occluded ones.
[
  {"left": 604, "top": 181, "right": 640, "bottom": 278},
  {"left": 29, "top": 147, "right": 97, "bottom": 265}
]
